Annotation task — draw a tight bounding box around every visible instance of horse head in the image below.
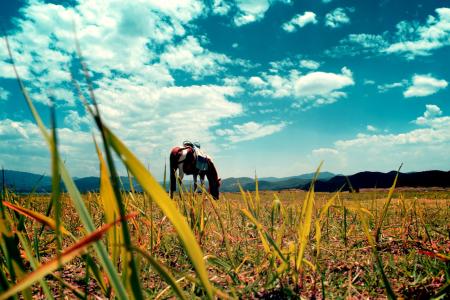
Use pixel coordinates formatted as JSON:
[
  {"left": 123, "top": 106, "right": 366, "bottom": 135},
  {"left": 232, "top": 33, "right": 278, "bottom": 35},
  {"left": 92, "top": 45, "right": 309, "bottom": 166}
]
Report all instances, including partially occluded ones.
[{"left": 206, "top": 159, "right": 221, "bottom": 200}]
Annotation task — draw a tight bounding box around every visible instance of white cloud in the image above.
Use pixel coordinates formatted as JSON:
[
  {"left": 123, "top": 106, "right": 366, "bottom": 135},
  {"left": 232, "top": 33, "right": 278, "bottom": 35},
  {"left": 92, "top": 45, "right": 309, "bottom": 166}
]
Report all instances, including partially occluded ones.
[
  {"left": 364, "top": 79, "right": 376, "bottom": 85},
  {"left": 251, "top": 66, "right": 354, "bottom": 109},
  {"left": 64, "top": 110, "right": 91, "bottom": 131},
  {"left": 328, "top": 8, "right": 450, "bottom": 59},
  {"left": 294, "top": 67, "right": 354, "bottom": 97},
  {"left": 0, "top": 0, "right": 207, "bottom": 106},
  {"left": 403, "top": 74, "right": 448, "bottom": 98},
  {"left": 299, "top": 59, "right": 320, "bottom": 70},
  {"left": 160, "top": 36, "right": 232, "bottom": 79},
  {"left": 0, "top": 0, "right": 252, "bottom": 178},
  {"left": 414, "top": 104, "right": 443, "bottom": 125},
  {"left": 211, "top": 0, "right": 232, "bottom": 16},
  {"left": 282, "top": 12, "right": 317, "bottom": 32},
  {"left": 322, "top": 0, "right": 333, "bottom": 3},
  {"left": 248, "top": 76, "right": 267, "bottom": 87},
  {"left": 384, "top": 7, "right": 450, "bottom": 58},
  {"left": 325, "top": 7, "right": 352, "bottom": 28},
  {"left": 0, "top": 118, "right": 100, "bottom": 176},
  {"left": 366, "top": 125, "right": 377, "bottom": 132},
  {"left": 377, "top": 81, "right": 407, "bottom": 93},
  {"left": 311, "top": 105, "right": 450, "bottom": 172},
  {"left": 216, "top": 121, "right": 286, "bottom": 143},
  {"left": 233, "top": 0, "right": 270, "bottom": 26},
  {"left": 347, "top": 34, "right": 388, "bottom": 49},
  {"left": 0, "top": 87, "right": 10, "bottom": 101},
  {"left": 231, "top": 0, "right": 291, "bottom": 26},
  {"left": 325, "top": 33, "right": 388, "bottom": 58},
  {"left": 312, "top": 148, "right": 339, "bottom": 156}
]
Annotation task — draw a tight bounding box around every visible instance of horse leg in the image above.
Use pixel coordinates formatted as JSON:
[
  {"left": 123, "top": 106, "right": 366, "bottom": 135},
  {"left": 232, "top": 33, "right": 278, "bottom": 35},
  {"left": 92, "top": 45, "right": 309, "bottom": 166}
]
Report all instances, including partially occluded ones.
[
  {"left": 200, "top": 173, "right": 206, "bottom": 192},
  {"left": 193, "top": 174, "right": 198, "bottom": 192},
  {"left": 169, "top": 154, "right": 177, "bottom": 198},
  {"left": 177, "top": 163, "right": 184, "bottom": 191}
]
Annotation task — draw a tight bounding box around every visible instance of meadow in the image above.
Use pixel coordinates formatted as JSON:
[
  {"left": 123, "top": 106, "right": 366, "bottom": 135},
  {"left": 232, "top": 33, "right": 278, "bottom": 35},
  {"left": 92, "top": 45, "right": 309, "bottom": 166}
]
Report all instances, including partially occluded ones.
[
  {"left": 1, "top": 37, "right": 449, "bottom": 299},
  {"left": 1, "top": 183, "right": 449, "bottom": 299}
]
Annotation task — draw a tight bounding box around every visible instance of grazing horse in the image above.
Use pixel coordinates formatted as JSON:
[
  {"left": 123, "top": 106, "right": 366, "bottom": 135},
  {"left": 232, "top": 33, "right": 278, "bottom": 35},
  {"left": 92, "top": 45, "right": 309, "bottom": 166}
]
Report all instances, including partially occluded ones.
[{"left": 169, "top": 146, "right": 221, "bottom": 200}]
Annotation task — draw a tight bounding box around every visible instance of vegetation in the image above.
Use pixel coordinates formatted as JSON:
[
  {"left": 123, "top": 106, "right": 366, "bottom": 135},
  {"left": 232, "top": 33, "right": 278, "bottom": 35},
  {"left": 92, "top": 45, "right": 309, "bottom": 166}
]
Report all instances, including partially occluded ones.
[{"left": 1, "top": 36, "right": 449, "bottom": 299}]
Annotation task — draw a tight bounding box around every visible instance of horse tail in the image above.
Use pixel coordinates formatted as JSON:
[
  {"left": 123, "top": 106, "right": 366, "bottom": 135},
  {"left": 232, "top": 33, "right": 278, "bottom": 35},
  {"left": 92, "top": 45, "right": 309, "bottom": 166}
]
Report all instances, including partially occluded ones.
[{"left": 169, "top": 147, "right": 178, "bottom": 198}]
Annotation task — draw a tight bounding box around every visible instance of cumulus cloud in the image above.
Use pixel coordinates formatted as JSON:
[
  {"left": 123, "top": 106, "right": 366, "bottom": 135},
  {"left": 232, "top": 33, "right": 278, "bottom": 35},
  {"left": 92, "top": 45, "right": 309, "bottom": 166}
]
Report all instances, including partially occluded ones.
[
  {"left": 403, "top": 74, "right": 448, "bottom": 98},
  {"left": 325, "top": 33, "right": 389, "bottom": 58},
  {"left": 299, "top": 59, "right": 320, "bottom": 70},
  {"left": 212, "top": 0, "right": 290, "bottom": 26},
  {"left": 282, "top": 12, "right": 317, "bottom": 32},
  {"left": 325, "top": 7, "right": 353, "bottom": 28},
  {"left": 0, "top": 1, "right": 206, "bottom": 105},
  {"left": 327, "top": 7, "right": 450, "bottom": 59},
  {"left": 0, "top": 118, "right": 100, "bottom": 176},
  {"left": 248, "top": 76, "right": 267, "bottom": 87},
  {"left": 384, "top": 7, "right": 450, "bottom": 58},
  {"left": 160, "top": 35, "right": 232, "bottom": 79},
  {"left": 64, "top": 110, "right": 91, "bottom": 131},
  {"left": 211, "top": 0, "right": 232, "bottom": 16},
  {"left": 0, "top": 0, "right": 251, "bottom": 178},
  {"left": 249, "top": 66, "right": 354, "bottom": 109},
  {"left": 366, "top": 125, "right": 377, "bottom": 132},
  {"left": 216, "top": 121, "right": 286, "bottom": 143},
  {"left": 294, "top": 67, "right": 354, "bottom": 97},
  {"left": 311, "top": 105, "right": 450, "bottom": 172},
  {"left": 414, "top": 104, "right": 443, "bottom": 125},
  {"left": 233, "top": 0, "right": 271, "bottom": 26}
]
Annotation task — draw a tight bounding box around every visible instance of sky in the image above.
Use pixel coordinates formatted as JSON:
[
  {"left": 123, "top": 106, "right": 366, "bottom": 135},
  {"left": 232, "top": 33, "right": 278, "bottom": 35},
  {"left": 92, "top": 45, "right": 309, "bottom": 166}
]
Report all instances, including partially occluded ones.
[{"left": 0, "top": 0, "right": 449, "bottom": 180}]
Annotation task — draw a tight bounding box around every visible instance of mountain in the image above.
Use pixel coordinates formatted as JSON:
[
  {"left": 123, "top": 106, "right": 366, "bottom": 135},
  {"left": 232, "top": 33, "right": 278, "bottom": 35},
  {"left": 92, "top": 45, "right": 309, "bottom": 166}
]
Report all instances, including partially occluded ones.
[
  {"left": 221, "top": 172, "right": 336, "bottom": 192},
  {"left": 259, "top": 171, "right": 336, "bottom": 182},
  {"left": 0, "top": 170, "right": 143, "bottom": 193},
  {"left": 308, "top": 170, "right": 450, "bottom": 192},
  {"left": 1, "top": 170, "right": 52, "bottom": 192},
  {"left": 2, "top": 169, "right": 449, "bottom": 194}
]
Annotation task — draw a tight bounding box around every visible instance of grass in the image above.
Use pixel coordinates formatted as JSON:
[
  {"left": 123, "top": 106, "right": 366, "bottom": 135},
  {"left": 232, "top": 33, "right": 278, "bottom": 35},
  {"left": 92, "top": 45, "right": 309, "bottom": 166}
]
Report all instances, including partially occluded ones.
[
  {"left": 1, "top": 35, "right": 449, "bottom": 299},
  {"left": 1, "top": 187, "right": 449, "bottom": 298}
]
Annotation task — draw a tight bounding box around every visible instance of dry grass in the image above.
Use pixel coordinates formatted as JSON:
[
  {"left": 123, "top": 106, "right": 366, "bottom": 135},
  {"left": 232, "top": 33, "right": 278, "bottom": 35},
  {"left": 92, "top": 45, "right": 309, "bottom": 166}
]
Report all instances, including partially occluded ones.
[{"left": 3, "top": 188, "right": 449, "bottom": 299}]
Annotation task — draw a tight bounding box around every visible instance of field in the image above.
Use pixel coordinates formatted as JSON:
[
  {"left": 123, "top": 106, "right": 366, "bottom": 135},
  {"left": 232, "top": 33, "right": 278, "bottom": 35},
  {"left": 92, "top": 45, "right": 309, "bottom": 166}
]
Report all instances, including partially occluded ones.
[{"left": 1, "top": 185, "right": 449, "bottom": 299}]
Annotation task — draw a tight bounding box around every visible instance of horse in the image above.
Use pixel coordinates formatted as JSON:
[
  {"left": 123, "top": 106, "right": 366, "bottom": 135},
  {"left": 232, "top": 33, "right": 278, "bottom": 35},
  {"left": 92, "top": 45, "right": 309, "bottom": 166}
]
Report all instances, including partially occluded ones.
[{"left": 169, "top": 145, "right": 221, "bottom": 200}]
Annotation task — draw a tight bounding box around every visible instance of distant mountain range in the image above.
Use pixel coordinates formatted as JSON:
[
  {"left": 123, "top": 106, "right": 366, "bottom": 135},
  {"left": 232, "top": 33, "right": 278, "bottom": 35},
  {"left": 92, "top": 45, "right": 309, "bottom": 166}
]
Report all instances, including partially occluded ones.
[
  {"left": 1, "top": 170, "right": 142, "bottom": 193},
  {"left": 1, "top": 169, "right": 449, "bottom": 194},
  {"left": 220, "top": 172, "right": 336, "bottom": 192}
]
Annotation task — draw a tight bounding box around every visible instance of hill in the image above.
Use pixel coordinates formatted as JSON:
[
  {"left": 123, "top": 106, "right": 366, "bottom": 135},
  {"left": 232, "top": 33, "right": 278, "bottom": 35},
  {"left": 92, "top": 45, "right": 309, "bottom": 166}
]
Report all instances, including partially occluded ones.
[
  {"left": 308, "top": 170, "right": 450, "bottom": 192},
  {"left": 2, "top": 169, "right": 449, "bottom": 193}
]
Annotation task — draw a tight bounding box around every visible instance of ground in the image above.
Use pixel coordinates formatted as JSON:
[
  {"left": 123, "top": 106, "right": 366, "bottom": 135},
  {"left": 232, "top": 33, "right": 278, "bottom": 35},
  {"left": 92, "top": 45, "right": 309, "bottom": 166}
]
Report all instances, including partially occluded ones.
[{"left": 1, "top": 188, "right": 449, "bottom": 299}]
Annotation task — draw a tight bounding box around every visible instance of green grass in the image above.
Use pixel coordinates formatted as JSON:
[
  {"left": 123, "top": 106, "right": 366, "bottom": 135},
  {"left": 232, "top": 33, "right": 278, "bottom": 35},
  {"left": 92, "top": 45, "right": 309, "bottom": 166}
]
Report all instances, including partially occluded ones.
[{"left": 1, "top": 189, "right": 449, "bottom": 298}]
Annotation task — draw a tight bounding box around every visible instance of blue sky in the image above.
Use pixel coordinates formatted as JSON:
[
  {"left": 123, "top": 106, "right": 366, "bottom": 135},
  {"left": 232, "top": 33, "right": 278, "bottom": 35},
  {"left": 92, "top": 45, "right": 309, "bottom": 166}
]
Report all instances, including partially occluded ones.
[{"left": 0, "top": 0, "right": 449, "bottom": 179}]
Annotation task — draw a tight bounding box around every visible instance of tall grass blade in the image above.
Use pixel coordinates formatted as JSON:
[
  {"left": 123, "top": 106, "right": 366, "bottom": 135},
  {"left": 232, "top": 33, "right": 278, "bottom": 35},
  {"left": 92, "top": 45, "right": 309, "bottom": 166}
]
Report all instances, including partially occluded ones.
[
  {"left": 0, "top": 213, "right": 138, "bottom": 300},
  {"left": 375, "top": 164, "right": 402, "bottom": 243},
  {"left": 74, "top": 32, "right": 144, "bottom": 300},
  {"left": 4, "top": 35, "right": 129, "bottom": 299},
  {"left": 2, "top": 201, "right": 71, "bottom": 236},
  {"left": 358, "top": 209, "right": 397, "bottom": 300},
  {"left": 103, "top": 126, "right": 214, "bottom": 299},
  {"left": 296, "top": 162, "right": 322, "bottom": 271},
  {"left": 133, "top": 247, "right": 188, "bottom": 300},
  {"left": 94, "top": 139, "right": 124, "bottom": 267}
]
